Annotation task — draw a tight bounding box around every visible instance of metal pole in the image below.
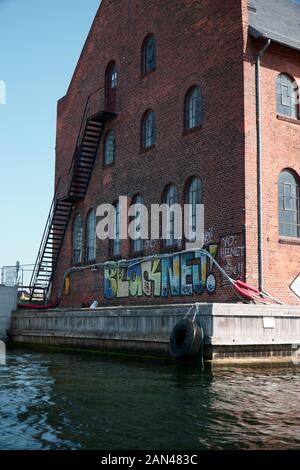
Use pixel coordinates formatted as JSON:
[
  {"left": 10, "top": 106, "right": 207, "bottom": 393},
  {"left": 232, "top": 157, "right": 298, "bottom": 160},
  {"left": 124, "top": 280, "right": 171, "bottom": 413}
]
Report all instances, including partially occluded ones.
[{"left": 255, "top": 39, "right": 271, "bottom": 292}]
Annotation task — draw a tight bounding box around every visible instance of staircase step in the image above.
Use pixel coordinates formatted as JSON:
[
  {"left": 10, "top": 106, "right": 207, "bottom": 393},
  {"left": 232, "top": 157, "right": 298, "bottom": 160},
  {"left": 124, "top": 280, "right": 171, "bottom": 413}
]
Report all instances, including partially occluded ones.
[
  {"left": 49, "top": 224, "right": 66, "bottom": 229},
  {"left": 77, "top": 162, "right": 93, "bottom": 169},
  {"left": 71, "top": 180, "right": 87, "bottom": 186},
  {"left": 82, "top": 143, "right": 98, "bottom": 150},
  {"left": 78, "top": 155, "right": 94, "bottom": 161},
  {"left": 82, "top": 133, "right": 99, "bottom": 142},
  {"left": 71, "top": 182, "right": 87, "bottom": 189},
  {"left": 29, "top": 108, "right": 113, "bottom": 301},
  {"left": 80, "top": 152, "right": 95, "bottom": 158},
  {"left": 74, "top": 169, "right": 90, "bottom": 176},
  {"left": 53, "top": 214, "right": 69, "bottom": 218},
  {"left": 85, "top": 132, "right": 100, "bottom": 139},
  {"left": 48, "top": 234, "right": 64, "bottom": 239},
  {"left": 76, "top": 171, "right": 92, "bottom": 177},
  {"left": 56, "top": 202, "right": 72, "bottom": 208},
  {"left": 54, "top": 207, "right": 71, "bottom": 212},
  {"left": 52, "top": 219, "right": 68, "bottom": 224},
  {"left": 88, "top": 120, "right": 103, "bottom": 128},
  {"left": 72, "top": 175, "right": 90, "bottom": 182},
  {"left": 77, "top": 165, "right": 93, "bottom": 172},
  {"left": 69, "top": 192, "right": 85, "bottom": 198}
]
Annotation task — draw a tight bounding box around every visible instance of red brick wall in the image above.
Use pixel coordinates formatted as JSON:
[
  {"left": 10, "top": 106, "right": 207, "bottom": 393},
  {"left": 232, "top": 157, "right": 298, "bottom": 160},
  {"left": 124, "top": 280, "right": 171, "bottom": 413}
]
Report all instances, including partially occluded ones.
[
  {"left": 52, "top": 0, "right": 248, "bottom": 307},
  {"left": 242, "top": 0, "right": 300, "bottom": 305}
]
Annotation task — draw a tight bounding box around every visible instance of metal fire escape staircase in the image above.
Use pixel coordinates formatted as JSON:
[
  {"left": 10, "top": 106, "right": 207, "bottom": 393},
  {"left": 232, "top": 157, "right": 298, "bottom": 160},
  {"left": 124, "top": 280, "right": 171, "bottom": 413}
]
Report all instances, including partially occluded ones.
[{"left": 29, "top": 88, "right": 116, "bottom": 302}]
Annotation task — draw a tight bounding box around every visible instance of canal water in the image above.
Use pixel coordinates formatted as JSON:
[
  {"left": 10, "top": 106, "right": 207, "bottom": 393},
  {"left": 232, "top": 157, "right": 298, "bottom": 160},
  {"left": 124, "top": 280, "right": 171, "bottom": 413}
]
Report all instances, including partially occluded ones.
[{"left": 0, "top": 347, "right": 299, "bottom": 450}]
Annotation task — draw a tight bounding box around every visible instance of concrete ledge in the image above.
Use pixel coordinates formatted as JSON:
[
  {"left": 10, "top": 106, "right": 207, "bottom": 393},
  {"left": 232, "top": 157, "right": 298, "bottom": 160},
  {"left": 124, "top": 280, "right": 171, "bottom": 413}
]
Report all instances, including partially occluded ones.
[
  {"left": 10, "top": 303, "right": 300, "bottom": 362},
  {"left": 0, "top": 285, "right": 18, "bottom": 340}
]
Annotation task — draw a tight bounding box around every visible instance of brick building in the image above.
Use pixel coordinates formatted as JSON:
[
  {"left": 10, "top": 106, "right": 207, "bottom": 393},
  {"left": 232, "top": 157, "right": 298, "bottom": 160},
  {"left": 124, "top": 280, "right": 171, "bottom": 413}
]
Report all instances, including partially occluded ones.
[{"left": 31, "top": 0, "right": 300, "bottom": 307}]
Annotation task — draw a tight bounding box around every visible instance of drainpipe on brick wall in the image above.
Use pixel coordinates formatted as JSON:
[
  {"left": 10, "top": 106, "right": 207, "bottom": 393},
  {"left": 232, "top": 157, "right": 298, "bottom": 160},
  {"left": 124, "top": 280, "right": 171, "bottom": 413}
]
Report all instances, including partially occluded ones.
[{"left": 255, "top": 38, "right": 271, "bottom": 292}]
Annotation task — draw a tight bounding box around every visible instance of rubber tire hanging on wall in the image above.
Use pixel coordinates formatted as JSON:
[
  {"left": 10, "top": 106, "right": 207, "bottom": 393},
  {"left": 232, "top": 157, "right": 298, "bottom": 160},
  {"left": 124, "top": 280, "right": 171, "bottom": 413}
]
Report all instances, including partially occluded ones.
[{"left": 169, "top": 319, "right": 203, "bottom": 360}]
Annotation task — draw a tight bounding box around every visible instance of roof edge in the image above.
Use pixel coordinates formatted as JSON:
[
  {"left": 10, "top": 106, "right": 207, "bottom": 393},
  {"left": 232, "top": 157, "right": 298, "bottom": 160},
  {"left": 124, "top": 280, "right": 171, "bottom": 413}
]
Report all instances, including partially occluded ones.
[{"left": 249, "top": 26, "right": 300, "bottom": 53}]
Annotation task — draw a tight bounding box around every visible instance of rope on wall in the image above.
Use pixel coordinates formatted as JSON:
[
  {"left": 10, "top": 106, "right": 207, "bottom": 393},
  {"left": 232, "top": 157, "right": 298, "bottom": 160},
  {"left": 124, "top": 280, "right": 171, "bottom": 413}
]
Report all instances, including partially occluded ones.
[{"left": 17, "top": 248, "right": 282, "bottom": 310}]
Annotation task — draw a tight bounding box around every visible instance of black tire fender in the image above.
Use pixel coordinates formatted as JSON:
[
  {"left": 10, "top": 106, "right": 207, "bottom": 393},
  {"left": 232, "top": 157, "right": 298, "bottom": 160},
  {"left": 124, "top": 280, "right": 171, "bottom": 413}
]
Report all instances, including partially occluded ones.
[{"left": 169, "top": 319, "right": 203, "bottom": 360}]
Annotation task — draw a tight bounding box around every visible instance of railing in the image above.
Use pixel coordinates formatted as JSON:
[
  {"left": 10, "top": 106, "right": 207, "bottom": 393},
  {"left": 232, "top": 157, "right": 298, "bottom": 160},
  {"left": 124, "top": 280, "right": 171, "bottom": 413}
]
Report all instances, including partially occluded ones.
[
  {"left": 18, "top": 285, "right": 47, "bottom": 303},
  {"left": 76, "top": 86, "right": 106, "bottom": 148},
  {"left": 29, "top": 86, "right": 115, "bottom": 300},
  {"left": 28, "top": 178, "right": 63, "bottom": 298},
  {"left": 1, "top": 264, "right": 48, "bottom": 303},
  {"left": 56, "top": 87, "right": 107, "bottom": 201},
  {"left": 1, "top": 263, "right": 23, "bottom": 287}
]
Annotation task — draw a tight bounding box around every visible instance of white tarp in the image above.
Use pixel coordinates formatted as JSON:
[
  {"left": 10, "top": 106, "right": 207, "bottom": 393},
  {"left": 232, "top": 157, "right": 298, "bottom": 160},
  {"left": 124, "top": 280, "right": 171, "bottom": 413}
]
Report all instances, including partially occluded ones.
[{"left": 290, "top": 273, "right": 300, "bottom": 299}]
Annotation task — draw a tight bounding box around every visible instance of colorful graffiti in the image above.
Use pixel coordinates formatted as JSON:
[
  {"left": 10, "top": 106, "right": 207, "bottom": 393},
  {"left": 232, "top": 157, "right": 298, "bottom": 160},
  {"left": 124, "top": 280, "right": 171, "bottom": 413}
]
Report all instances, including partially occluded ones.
[{"left": 104, "top": 245, "right": 218, "bottom": 299}]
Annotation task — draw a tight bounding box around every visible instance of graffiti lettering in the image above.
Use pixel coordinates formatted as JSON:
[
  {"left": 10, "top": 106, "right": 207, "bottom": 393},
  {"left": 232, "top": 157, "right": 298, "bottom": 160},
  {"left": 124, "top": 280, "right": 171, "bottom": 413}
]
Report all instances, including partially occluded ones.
[
  {"left": 104, "top": 245, "right": 218, "bottom": 299},
  {"left": 219, "top": 233, "right": 245, "bottom": 285}
]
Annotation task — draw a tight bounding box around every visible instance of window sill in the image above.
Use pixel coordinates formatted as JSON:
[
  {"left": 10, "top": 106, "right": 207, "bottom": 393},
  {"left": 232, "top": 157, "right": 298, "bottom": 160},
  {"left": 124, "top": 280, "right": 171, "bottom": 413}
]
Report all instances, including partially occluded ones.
[
  {"left": 103, "top": 161, "right": 115, "bottom": 168},
  {"left": 82, "top": 260, "right": 97, "bottom": 267},
  {"left": 129, "top": 251, "right": 144, "bottom": 259},
  {"left": 276, "top": 114, "right": 300, "bottom": 125},
  {"left": 140, "top": 145, "right": 155, "bottom": 155},
  {"left": 279, "top": 237, "right": 300, "bottom": 246},
  {"left": 108, "top": 255, "right": 123, "bottom": 263},
  {"left": 141, "top": 68, "right": 156, "bottom": 79},
  {"left": 72, "top": 261, "right": 82, "bottom": 267},
  {"left": 160, "top": 245, "right": 179, "bottom": 254},
  {"left": 182, "top": 125, "right": 202, "bottom": 136}
]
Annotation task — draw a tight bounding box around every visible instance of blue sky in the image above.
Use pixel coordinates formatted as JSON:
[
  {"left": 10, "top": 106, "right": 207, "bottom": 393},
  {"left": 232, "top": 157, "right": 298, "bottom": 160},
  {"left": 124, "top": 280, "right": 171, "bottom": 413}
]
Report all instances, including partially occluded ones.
[
  {"left": 0, "top": 0, "right": 299, "bottom": 272},
  {"left": 0, "top": 0, "right": 100, "bottom": 269}
]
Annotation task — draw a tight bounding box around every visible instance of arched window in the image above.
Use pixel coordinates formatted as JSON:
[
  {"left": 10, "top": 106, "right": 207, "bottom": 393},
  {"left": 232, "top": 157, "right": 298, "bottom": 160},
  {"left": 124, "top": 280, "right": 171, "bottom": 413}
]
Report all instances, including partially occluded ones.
[
  {"left": 185, "top": 86, "right": 202, "bottom": 130},
  {"left": 73, "top": 214, "right": 83, "bottom": 264},
  {"left": 163, "top": 184, "right": 178, "bottom": 247},
  {"left": 105, "top": 62, "right": 117, "bottom": 112},
  {"left": 131, "top": 194, "right": 144, "bottom": 253},
  {"left": 86, "top": 209, "right": 97, "bottom": 261},
  {"left": 142, "top": 35, "right": 156, "bottom": 75},
  {"left": 142, "top": 110, "right": 156, "bottom": 149},
  {"left": 276, "top": 74, "right": 299, "bottom": 119},
  {"left": 110, "top": 63, "right": 117, "bottom": 89},
  {"left": 279, "top": 170, "right": 299, "bottom": 238},
  {"left": 112, "top": 201, "right": 122, "bottom": 257},
  {"left": 186, "top": 177, "right": 203, "bottom": 242},
  {"left": 104, "top": 130, "right": 116, "bottom": 165}
]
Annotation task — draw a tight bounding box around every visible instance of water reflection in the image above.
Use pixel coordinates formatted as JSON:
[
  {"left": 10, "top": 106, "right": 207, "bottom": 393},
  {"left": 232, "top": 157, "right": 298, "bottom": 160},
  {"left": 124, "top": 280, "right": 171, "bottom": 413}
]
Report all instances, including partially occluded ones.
[{"left": 0, "top": 348, "right": 299, "bottom": 450}]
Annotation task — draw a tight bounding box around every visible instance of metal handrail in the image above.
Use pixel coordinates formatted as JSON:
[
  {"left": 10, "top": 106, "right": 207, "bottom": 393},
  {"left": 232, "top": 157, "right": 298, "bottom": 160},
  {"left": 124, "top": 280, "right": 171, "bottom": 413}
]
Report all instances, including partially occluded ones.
[
  {"left": 58, "top": 87, "right": 105, "bottom": 201},
  {"left": 67, "top": 87, "right": 104, "bottom": 177},
  {"left": 29, "top": 177, "right": 62, "bottom": 296},
  {"left": 29, "top": 86, "right": 108, "bottom": 300}
]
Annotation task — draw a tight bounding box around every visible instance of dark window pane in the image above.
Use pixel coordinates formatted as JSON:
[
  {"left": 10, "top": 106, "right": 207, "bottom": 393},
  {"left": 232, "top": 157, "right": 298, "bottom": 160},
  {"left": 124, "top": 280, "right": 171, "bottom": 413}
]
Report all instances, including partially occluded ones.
[
  {"left": 110, "top": 64, "right": 117, "bottom": 89},
  {"left": 112, "top": 202, "right": 122, "bottom": 256},
  {"left": 278, "top": 170, "right": 299, "bottom": 237},
  {"left": 143, "top": 36, "right": 156, "bottom": 74},
  {"left": 73, "top": 215, "right": 83, "bottom": 263},
  {"left": 276, "top": 74, "right": 298, "bottom": 119},
  {"left": 131, "top": 194, "right": 144, "bottom": 253},
  {"left": 86, "top": 210, "right": 96, "bottom": 261},
  {"left": 163, "top": 185, "right": 178, "bottom": 247},
  {"left": 142, "top": 111, "right": 156, "bottom": 148},
  {"left": 104, "top": 130, "right": 116, "bottom": 165},
  {"left": 187, "top": 177, "right": 203, "bottom": 242},
  {"left": 185, "top": 87, "right": 202, "bottom": 130}
]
